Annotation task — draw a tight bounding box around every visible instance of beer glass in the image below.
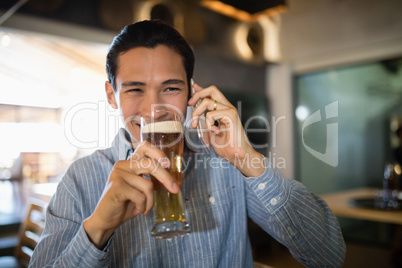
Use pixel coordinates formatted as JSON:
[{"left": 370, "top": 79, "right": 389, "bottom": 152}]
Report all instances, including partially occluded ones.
[{"left": 140, "top": 109, "right": 190, "bottom": 238}]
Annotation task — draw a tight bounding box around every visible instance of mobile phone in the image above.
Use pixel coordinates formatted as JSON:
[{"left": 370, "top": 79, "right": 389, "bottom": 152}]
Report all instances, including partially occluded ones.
[{"left": 191, "top": 79, "right": 210, "bottom": 152}]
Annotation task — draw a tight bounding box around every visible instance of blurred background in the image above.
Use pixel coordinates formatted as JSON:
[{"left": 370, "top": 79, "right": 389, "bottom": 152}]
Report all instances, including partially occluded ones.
[{"left": 0, "top": 0, "right": 401, "bottom": 267}]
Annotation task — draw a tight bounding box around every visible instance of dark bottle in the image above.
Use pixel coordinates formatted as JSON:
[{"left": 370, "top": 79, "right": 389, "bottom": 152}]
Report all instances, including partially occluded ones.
[{"left": 381, "top": 163, "right": 399, "bottom": 209}]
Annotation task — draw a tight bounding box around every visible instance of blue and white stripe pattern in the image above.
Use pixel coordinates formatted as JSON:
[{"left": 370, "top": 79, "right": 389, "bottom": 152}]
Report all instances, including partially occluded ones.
[{"left": 29, "top": 128, "right": 346, "bottom": 267}]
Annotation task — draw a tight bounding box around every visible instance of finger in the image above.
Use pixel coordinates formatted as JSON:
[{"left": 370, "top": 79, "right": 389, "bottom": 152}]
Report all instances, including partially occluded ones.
[
  {"left": 129, "top": 158, "right": 177, "bottom": 187},
  {"left": 149, "top": 166, "right": 181, "bottom": 194},
  {"left": 124, "top": 185, "right": 153, "bottom": 216},
  {"left": 116, "top": 157, "right": 180, "bottom": 195},
  {"left": 124, "top": 186, "right": 148, "bottom": 216},
  {"left": 188, "top": 84, "right": 222, "bottom": 105},
  {"left": 205, "top": 109, "right": 237, "bottom": 134},
  {"left": 131, "top": 141, "right": 170, "bottom": 168},
  {"left": 188, "top": 84, "right": 233, "bottom": 107},
  {"left": 192, "top": 83, "right": 203, "bottom": 92},
  {"left": 109, "top": 174, "right": 153, "bottom": 216},
  {"left": 191, "top": 99, "right": 228, "bottom": 128}
]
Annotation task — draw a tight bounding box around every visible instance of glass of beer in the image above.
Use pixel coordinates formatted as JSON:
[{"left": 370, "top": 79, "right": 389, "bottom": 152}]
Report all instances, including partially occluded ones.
[{"left": 140, "top": 109, "right": 190, "bottom": 238}]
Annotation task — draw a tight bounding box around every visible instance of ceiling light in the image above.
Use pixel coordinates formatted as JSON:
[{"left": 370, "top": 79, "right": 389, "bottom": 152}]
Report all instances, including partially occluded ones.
[
  {"left": 296, "top": 106, "right": 309, "bottom": 121},
  {"left": 200, "top": 0, "right": 286, "bottom": 22},
  {"left": 1, "top": 33, "right": 11, "bottom": 46}
]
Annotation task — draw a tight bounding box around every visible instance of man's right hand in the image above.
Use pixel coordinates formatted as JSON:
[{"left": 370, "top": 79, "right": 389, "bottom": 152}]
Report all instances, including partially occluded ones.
[{"left": 83, "top": 141, "right": 180, "bottom": 249}]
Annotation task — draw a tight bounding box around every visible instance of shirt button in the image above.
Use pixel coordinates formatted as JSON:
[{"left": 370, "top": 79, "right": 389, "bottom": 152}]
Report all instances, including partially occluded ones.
[
  {"left": 270, "top": 198, "right": 278, "bottom": 205},
  {"left": 209, "top": 196, "right": 215, "bottom": 204},
  {"left": 258, "top": 183, "right": 266, "bottom": 190},
  {"left": 287, "top": 227, "right": 294, "bottom": 235}
]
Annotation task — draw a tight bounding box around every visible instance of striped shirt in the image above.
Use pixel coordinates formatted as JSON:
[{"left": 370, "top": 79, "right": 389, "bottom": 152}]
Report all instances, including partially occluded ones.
[{"left": 29, "top": 128, "right": 345, "bottom": 267}]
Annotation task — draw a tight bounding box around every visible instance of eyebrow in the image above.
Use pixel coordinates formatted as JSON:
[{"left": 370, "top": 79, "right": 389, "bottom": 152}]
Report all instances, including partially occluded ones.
[
  {"left": 121, "top": 81, "right": 145, "bottom": 87},
  {"left": 162, "top": 79, "right": 185, "bottom": 85},
  {"left": 121, "top": 79, "right": 185, "bottom": 87}
]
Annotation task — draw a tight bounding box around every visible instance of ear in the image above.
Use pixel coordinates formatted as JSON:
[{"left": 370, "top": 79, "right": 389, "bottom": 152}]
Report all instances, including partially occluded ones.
[{"left": 105, "top": 81, "right": 118, "bottom": 109}]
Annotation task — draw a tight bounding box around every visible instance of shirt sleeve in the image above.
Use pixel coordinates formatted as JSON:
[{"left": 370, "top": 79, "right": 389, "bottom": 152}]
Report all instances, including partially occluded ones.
[
  {"left": 243, "top": 159, "right": 346, "bottom": 268},
  {"left": 28, "top": 174, "right": 112, "bottom": 267}
]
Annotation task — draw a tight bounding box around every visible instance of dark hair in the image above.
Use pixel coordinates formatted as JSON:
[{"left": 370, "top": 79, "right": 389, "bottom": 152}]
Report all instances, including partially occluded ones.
[{"left": 106, "top": 20, "right": 194, "bottom": 94}]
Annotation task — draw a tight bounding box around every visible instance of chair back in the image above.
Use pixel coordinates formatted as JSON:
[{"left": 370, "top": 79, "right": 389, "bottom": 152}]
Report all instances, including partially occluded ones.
[{"left": 14, "top": 199, "right": 46, "bottom": 267}]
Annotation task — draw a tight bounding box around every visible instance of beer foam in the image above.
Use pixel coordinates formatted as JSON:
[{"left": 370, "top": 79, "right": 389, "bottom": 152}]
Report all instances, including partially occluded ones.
[{"left": 142, "top": 121, "right": 183, "bottom": 133}]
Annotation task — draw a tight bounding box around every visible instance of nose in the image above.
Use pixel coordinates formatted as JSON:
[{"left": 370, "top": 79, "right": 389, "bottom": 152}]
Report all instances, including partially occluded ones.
[{"left": 139, "top": 92, "right": 160, "bottom": 117}]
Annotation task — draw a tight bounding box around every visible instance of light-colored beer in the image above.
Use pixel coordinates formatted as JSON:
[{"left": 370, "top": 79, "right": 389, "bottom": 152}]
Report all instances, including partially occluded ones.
[{"left": 142, "top": 120, "right": 189, "bottom": 237}]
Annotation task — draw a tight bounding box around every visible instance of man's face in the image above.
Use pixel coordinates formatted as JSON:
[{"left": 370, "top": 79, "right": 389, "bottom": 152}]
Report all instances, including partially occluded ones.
[{"left": 106, "top": 45, "right": 189, "bottom": 143}]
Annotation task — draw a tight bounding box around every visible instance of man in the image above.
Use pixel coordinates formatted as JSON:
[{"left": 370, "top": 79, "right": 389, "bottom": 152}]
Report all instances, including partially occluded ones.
[{"left": 29, "top": 20, "right": 345, "bottom": 267}]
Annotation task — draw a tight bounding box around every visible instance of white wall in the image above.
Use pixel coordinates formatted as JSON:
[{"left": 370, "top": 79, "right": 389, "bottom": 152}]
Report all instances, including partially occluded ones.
[{"left": 267, "top": 0, "right": 402, "bottom": 179}]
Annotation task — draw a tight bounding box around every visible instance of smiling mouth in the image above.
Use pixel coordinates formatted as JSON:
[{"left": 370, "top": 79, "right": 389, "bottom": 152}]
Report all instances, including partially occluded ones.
[
  {"left": 130, "top": 121, "right": 140, "bottom": 128},
  {"left": 126, "top": 114, "right": 142, "bottom": 128},
  {"left": 125, "top": 120, "right": 141, "bottom": 133}
]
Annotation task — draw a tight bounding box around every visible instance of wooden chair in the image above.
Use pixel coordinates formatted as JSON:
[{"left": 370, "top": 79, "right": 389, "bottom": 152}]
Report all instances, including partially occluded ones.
[{"left": 0, "top": 198, "right": 46, "bottom": 268}]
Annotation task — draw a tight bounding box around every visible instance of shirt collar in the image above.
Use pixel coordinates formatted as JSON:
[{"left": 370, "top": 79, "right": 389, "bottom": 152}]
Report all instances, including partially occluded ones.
[{"left": 111, "top": 128, "right": 134, "bottom": 161}]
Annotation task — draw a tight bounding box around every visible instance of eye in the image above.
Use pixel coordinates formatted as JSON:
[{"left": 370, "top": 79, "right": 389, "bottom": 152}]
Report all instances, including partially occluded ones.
[
  {"left": 126, "top": 88, "right": 143, "bottom": 93},
  {"left": 164, "top": 87, "right": 181, "bottom": 93}
]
